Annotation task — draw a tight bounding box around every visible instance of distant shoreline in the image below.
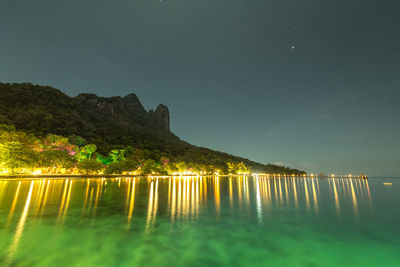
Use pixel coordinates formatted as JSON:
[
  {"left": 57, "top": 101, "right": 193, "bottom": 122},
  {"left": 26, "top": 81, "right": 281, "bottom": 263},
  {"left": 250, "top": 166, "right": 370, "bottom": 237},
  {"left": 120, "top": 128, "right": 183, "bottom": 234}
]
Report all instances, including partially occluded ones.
[
  {"left": 0, "top": 174, "right": 370, "bottom": 180},
  {"left": 0, "top": 174, "right": 239, "bottom": 180}
]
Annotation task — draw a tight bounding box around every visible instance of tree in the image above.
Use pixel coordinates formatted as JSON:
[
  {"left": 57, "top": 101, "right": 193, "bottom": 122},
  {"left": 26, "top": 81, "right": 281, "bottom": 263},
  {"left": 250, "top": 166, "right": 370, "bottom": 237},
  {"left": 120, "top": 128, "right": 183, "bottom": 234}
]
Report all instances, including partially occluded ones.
[
  {"left": 109, "top": 149, "right": 125, "bottom": 163},
  {"left": 237, "top": 162, "right": 250, "bottom": 174},
  {"left": 77, "top": 158, "right": 103, "bottom": 174},
  {"left": 97, "top": 154, "right": 111, "bottom": 165},
  {"left": 76, "top": 144, "right": 97, "bottom": 161},
  {"left": 0, "top": 124, "right": 16, "bottom": 132},
  {"left": 226, "top": 161, "right": 250, "bottom": 174},
  {"left": 68, "top": 135, "right": 86, "bottom": 147},
  {"left": 164, "top": 162, "right": 177, "bottom": 175},
  {"left": 124, "top": 157, "right": 140, "bottom": 172},
  {"left": 39, "top": 149, "right": 75, "bottom": 169},
  {"left": 0, "top": 127, "right": 38, "bottom": 174},
  {"left": 227, "top": 162, "right": 236, "bottom": 174},
  {"left": 0, "top": 141, "right": 38, "bottom": 174},
  {"left": 104, "top": 161, "right": 125, "bottom": 174},
  {"left": 140, "top": 159, "right": 159, "bottom": 175},
  {"left": 104, "top": 157, "right": 139, "bottom": 174},
  {"left": 36, "top": 134, "right": 77, "bottom": 170},
  {"left": 175, "top": 161, "right": 187, "bottom": 173}
]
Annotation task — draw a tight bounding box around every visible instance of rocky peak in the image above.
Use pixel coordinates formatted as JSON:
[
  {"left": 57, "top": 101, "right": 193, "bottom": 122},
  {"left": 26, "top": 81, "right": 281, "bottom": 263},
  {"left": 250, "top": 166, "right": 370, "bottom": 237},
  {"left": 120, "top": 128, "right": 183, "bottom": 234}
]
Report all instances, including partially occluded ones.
[
  {"left": 74, "top": 93, "right": 170, "bottom": 131},
  {"left": 150, "top": 104, "right": 170, "bottom": 132},
  {"left": 122, "top": 94, "right": 147, "bottom": 114},
  {"left": 75, "top": 93, "right": 147, "bottom": 116}
]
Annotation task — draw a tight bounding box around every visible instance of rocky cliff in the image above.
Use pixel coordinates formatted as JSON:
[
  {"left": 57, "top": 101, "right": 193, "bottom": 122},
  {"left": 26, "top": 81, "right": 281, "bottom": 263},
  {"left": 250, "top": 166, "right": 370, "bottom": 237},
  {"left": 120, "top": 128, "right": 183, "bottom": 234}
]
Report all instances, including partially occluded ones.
[
  {"left": 74, "top": 93, "right": 169, "bottom": 131},
  {"left": 149, "top": 104, "right": 170, "bottom": 132}
]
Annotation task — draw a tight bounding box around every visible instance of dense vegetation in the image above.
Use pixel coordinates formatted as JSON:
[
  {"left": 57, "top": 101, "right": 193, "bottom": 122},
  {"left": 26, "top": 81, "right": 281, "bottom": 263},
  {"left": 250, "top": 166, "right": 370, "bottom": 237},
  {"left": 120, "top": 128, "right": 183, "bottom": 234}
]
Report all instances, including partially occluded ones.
[
  {"left": 0, "top": 124, "right": 224, "bottom": 175},
  {"left": 0, "top": 82, "right": 305, "bottom": 175}
]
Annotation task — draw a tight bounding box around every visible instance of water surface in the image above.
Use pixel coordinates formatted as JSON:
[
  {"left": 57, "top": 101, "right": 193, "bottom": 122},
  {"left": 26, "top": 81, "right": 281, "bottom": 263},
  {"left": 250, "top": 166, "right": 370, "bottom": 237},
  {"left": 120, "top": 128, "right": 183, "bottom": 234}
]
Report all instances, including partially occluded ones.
[{"left": 0, "top": 176, "right": 399, "bottom": 266}]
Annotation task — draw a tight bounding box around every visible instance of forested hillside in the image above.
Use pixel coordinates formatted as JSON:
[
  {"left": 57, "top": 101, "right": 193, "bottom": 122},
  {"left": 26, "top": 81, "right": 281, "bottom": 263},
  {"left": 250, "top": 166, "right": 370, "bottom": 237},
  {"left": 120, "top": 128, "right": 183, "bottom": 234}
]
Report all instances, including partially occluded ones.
[{"left": 0, "top": 82, "right": 305, "bottom": 175}]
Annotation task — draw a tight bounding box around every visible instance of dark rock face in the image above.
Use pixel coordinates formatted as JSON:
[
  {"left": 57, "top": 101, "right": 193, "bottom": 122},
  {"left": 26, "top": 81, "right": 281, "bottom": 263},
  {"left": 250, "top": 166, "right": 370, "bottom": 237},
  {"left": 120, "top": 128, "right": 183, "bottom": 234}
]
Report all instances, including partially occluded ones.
[
  {"left": 123, "top": 94, "right": 148, "bottom": 115},
  {"left": 74, "top": 93, "right": 170, "bottom": 131},
  {"left": 149, "top": 104, "right": 170, "bottom": 132}
]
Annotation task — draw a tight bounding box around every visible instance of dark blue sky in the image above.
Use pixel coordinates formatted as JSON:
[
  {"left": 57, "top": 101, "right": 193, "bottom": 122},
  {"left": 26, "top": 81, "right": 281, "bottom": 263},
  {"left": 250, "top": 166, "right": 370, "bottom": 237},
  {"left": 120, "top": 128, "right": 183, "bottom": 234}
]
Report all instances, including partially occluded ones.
[{"left": 1, "top": 0, "right": 399, "bottom": 176}]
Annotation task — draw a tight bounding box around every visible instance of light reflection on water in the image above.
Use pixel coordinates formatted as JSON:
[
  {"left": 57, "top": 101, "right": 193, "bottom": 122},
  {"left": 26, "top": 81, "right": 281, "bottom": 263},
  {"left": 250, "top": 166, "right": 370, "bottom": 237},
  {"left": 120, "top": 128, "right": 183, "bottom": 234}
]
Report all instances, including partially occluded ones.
[
  {"left": 0, "top": 176, "right": 374, "bottom": 223},
  {"left": 0, "top": 176, "right": 399, "bottom": 266}
]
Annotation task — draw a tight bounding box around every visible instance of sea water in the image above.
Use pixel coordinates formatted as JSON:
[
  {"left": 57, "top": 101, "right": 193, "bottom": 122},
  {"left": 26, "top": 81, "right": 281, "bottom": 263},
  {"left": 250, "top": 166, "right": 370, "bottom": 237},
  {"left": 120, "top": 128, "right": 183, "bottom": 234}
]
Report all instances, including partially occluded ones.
[{"left": 0, "top": 176, "right": 399, "bottom": 266}]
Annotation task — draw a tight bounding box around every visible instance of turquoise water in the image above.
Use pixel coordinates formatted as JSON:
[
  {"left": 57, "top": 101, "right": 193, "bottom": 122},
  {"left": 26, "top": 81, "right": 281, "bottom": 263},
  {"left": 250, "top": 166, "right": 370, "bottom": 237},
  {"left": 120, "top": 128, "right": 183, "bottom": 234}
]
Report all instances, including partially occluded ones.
[{"left": 0, "top": 176, "right": 399, "bottom": 266}]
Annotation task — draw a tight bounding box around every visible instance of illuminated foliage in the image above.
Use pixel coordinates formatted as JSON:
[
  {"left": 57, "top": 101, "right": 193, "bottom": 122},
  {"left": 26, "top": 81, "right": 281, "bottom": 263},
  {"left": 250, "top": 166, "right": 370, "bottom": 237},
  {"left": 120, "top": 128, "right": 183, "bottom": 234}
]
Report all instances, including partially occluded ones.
[
  {"left": 0, "top": 141, "right": 38, "bottom": 174},
  {"left": 237, "top": 162, "right": 250, "bottom": 174},
  {"left": 75, "top": 144, "right": 97, "bottom": 161},
  {"left": 68, "top": 135, "right": 86, "bottom": 147},
  {"left": 227, "top": 161, "right": 250, "bottom": 174},
  {"left": 39, "top": 149, "right": 75, "bottom": 169},
  {"left": 97, "top": 154, "right": 111, "bottom": 165},
  {"left": 227, "top": 162, "right": 236, "bottom": 174},
  {"left": 140, "top": 159, "right": 157, "bottom": 175},
  {"left": 77, "top": 158, "right": 103, "bottom": 174},
  {"left": 140, "top": 159, "right": 168, "bottom": 175},
  {"left": 175, "top": 162, "right": 187, "bottom": 173},
  {"left": 0, "top": 126, "right": 38, "bottom": 173},
  {"left": 0, "top": 123, "right": 302, "bottom": 176},
  {"left": 109, "top": 149, "right": 125, "bottom": 163},
  {"left": 160, "top": 156, "right": 169, "bottom": 165},
  {"left": 104, "top": 157, "right": 139, "bottom": 174}
]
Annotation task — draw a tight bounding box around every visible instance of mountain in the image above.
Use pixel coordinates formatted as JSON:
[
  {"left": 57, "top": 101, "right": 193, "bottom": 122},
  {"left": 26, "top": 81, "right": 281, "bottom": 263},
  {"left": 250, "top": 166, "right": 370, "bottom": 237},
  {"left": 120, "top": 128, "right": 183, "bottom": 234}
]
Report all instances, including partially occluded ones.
[{"left": 0, "top": 82, "right": 305, "bottom": 174}]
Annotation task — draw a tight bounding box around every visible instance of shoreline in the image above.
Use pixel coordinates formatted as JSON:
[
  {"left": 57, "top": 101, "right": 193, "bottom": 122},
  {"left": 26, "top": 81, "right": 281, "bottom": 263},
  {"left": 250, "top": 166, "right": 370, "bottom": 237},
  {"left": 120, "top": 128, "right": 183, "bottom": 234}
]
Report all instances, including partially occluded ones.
[
  {"left": 0, "top": 174, "right": 237, "bottom": 180},
  {"left": 0, "top": 174, "right": 369, "bottom": 180}
]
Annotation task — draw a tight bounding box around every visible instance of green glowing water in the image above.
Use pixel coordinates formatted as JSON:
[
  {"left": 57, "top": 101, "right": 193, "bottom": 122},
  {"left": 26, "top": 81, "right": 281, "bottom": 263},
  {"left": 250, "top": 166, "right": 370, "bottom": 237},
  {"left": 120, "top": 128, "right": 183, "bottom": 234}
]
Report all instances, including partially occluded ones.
[{"left": 0, "top": 177, "right": 399, "bottom": 266}]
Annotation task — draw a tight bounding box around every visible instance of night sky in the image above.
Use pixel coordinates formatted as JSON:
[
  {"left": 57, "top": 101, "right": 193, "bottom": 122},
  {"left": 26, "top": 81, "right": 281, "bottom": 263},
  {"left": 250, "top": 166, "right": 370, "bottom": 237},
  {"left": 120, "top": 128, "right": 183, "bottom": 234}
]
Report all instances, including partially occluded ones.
[{"left": 1, "top": 0, "right": 399, "bottom": 176}]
